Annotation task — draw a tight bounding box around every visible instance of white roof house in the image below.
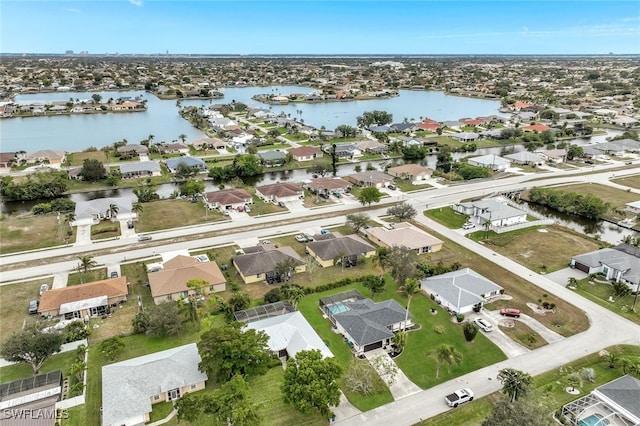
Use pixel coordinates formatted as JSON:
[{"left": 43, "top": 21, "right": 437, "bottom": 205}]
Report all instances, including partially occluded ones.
[
  {"left": 101, "top": 344, "right": 207, "bottom": 426},
  {"left": 503, "top": 151, "right": 542, "bottom": 165},
  {"left": 467, "top": 154, "right": 511, "bottom": 172},
  {"left": 454, "top": 198, "right": 527, "bottom": 227},
  {"left": 74, "top": 197, "right": 133, "bottom": 224},
  {"left": 420, "top": 268, "right": 503, "bottom": 314},
  {"left": 245, "top": 311, "right": 333, "bottom": 359}
]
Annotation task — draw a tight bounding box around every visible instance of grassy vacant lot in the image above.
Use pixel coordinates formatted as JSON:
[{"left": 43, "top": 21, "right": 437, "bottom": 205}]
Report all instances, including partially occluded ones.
[
  {"left": 0, "top": 278, "right": 54, "bottom": 342},
  {"left": 66, "top": 150, "right": 113, "bottom": 166},
  {"left": 572, "top": 278, "right": 640, "bottom": 325},
  {"left": 410, "top": 222, "right": 589, "bottom": 337},
  {"left": 612, "top": 174, "right": 640, "bottom": 190},
  {"left": 136, "top": 199, "right": 226, "bottom": 232},
  {"left": 425, "top": 206, "right": 469, "bottom": 229},
  {"left": 548, "top": 182, "right": 639, "bottom": 220},
  {"left": 475, "top": 225, "right": 604, "bottom": 273},
  {"left": 424, "top": 345, "right": 640, "bottom": 426},
  {"left": 0, "top": 214, "right": 76, "bottom": 254},
  {"left": 498, "top": 321, "right": 546, "bottom": 350},
  {"left": 0, "top": 350, "right": 77, "bottom": 383},
  {"left": 90, "top": 220, "right": 120, "bottom": 240}
]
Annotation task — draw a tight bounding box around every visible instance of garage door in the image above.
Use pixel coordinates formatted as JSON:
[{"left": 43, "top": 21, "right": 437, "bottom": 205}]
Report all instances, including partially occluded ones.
[
  {"left": 363, "top": 341, "right": 383, "bottom": 352},
  {"left": 574, "top": 262, "right": 590, "bottom": 273}
]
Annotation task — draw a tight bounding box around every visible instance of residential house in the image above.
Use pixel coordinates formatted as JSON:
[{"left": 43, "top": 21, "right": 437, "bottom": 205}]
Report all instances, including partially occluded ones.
[
  {"left": 522, "top": 124, "right": 551, "bottom": 133},
  {"left": 232, "top": 245, "right": 305, "bottom": 284},
  {"left": 536, "top": 148, "right": 567, "bottom": 163},
  {"left": 417, "top": 121, "right": 442, "bottom": 132},
  {"left": 345, "top": 171, "right": 394, "bottom": 188},
  {"left": 111, "top": 100, "right": 145, "bottom": 111},
  {"left": 451, "top": 132, "right": 480, "bottom": 142},
  {"left": 389, "top": 122, "right": 418, "bottom": 133},
  {"left": 203, "top": 188, "right": 252, "bottom": 211},
  {"left": 503, "top": 151, "right": 543, "bottom": 165},
  {"left": 454, "top": 198, "right": 527, "bottom": 227},
  {"left": 287, "top": 146, "right": 322, "bottom": 162},
  {"left": 612, "top": 115, "right": 639, "bottom": 128},
  {"left": 467, "top": 154, "right": 511, "bottom": 172},
  {"left": 25, "top": 150, "right": 66, "bottom": 165},
  {"left": 165, "top": 157, "right": 208, "bottom": 174},
  {"left": 304, "top": 177, "right": 352, "bottom": 195},
  {"left": 592, "top": 139, "right": 640, "bottom": 155},
  {"left": 0, "top": 101, "right": 17, "bottom": 117},
  {"left": 460, "top": 118, "right": 486, "bottom": 127},
  {"left": 117, "top": 144, "right": 149, "bottom": 156},
  {"left": 191, "top": 137, "right": 226, "bottom": 151},
  {"left": 148, "top": 255, "right": 226, "bottom": 304},
  {"left": 256, "top": 182, "right": 304, "bottom": 203},
  {"left": 74, "top": 197, "right": 133, "bottom": 224},
  {"left": 306, "top": 233, "right": 376, "bottom": 268},
  {"left": 119, "top": 161, "right": 162, "bottom": 179},
  {"left": 158, "top": 143, "right": 189, "bottom": 155},
  {"left": 38, "top": 277, "right": 128, "bottom": 319},
  {"left": 101, "top": 344, "right": 207, "bottom": 426},
  {"left": 625, "top": 201, "right": 640, "bottom": 214},
  {"left": 420, "top": 268, "right": 503, "bottom": 314},
  {"left": 0, "top": 370, "right": 63, "bottom": 426},
  {"left": 561, "top": 375, "right": 640, "bottom": 426},
  {"left": 368, "top": 125, "right": 390, "bottom": 133},
  {"left": 0, "top": 152, "right": 17, "bottom": 173},
  {"left": 387, "top": 164, "right": 433, "bottom": 182},
  {"left": 258, "top": 150, "right": 287, "bottom": 167},
  {"left": 331, "top": 143, "right": 362, "bottom": 159},
  {"left": 319, "top": 290, "right": 412, "bottom": 354},
  {"left": 570, "top": 245, "right": 640, "bottom": 292},
  {"left": 356, "top": 140, "right": 388, "bottom": 154},
  {"left": 365, "top": 222, "right": 443, "bottom": 254},
  {"left": 244, "top": 310, "right": 333, "bottom": 359}
]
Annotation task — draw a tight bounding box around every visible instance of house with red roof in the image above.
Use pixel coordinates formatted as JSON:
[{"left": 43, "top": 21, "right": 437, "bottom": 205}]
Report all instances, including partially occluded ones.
[
  {"left": 287, "top": 146, "right": 322, "bottom": 162},
  {"left": 522, "top": 124, "right": 551, "bottom": 133},
  {"left": 203, "top": 189, "right": 253, "bottom": 211}
]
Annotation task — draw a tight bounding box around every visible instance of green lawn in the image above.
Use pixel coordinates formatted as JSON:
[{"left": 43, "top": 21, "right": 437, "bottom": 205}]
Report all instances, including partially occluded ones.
[
  {"left": 247, "top": 195, "right": 287, "bottom": 216},
  {"left": 394, "top": 180, "right": 433, "bottom": 192},
  {"left": 90, "top": 220, "right": 120, "bottom": 240},
  {"left": 0, "top": 278, "right": 54, "bottom": 342},
  {"left": 424, "top": 206, "right": 468, "bottom": 229},
  {"left": 67, "top": 268, "right": 108, "bottom": 286},
  {"left": 0, "top": 350, "right": 77, "bottom": 383},
  {"left": 0, "top": 214, "right": 76, "bottom": 254},
  {"left": 423, "top": 345, "right": 640, "bottom": 426},
  {"left": 572, "top": 278, "right": 640, "bottom": 325},
  {"left": 136, "top": 199, "right": 226, "bottom": 232}
]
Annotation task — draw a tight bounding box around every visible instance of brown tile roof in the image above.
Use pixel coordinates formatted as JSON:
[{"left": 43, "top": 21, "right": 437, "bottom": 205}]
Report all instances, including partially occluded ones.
[
  {"left": 366, "top": 222, "right": 443, "bottom": 250},
  {"left": 306, "top": 177, "right": 351, "bottom": 191},
  {"left": 38, "top": 277, "right": 128, "bottom": 313},
  {"left": 387, "top": 164, "right": 433, "bottom": 176},
  {"left": 256, "top": 182, "right": 303, "bottom": 198},
  {"left": 148, "top": 256, "right": 226, "bottom": 298},
  {"left": 287, "top": 146, "right": 321, "bottom": 157},
  {"left": 204, "top": 189, "right": 252, "bottom": 205}
]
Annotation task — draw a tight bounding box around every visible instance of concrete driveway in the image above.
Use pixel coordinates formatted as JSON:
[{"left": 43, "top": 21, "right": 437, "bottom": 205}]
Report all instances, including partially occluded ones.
[
  {"left": 466, "top": 312, "right": 530, "bottom": 358},
  {"left": 545, "top": 267, "right": 588, "bottom": 286},
  {"left": 365, "top": 349, "right": 422, "bottom": 400}
]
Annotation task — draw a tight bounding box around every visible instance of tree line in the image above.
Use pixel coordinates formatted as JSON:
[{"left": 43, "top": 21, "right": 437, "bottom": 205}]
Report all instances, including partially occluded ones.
[{"left": 527, "top": 187, "right": 609, "bottom": 220}]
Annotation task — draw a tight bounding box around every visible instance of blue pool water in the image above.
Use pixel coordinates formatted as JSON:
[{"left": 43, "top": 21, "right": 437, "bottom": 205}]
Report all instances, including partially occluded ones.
[
  {"left": 327, "top": 303, "right": 350, "bottom": 315},
  {"left": 579, "top": 414, "right": 609, "bottom": 426}
]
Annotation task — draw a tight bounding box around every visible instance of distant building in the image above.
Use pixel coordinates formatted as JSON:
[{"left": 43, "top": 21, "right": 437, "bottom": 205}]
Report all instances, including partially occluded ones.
[{"left": 365, "top": 222, "right": 443, "bottom": 254}]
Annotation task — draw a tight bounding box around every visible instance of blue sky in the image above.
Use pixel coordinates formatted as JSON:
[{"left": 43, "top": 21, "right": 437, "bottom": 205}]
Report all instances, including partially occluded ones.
[{"left": 2, "top": 1, "right": 639, "bottom": 54}]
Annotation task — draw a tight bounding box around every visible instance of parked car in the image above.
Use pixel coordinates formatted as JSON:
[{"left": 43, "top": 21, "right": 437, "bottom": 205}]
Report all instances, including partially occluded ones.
[
  {"left": 127, "top": 220, "right": 134, "bottom": 229},
  {"left": 244, "top": 205, "right": 251, "bottom": 213},
  {"left": 222, "top": 210, "right": 230, "bottom": 216},
  {"left": 318, "top": 193, "right": 329, "bottom": 199},
  {"left": 387, "top": 184, "right": 397, "bottom": 190},
  {"left": 278, "top": 201, "right": 286, "bottom": 207},
  {"left": 333, "top": 191, "right": 342, "bottom": 198},
  {"left": 462, "top": 222, "right": 475, "bottom": 230},
  {"left": 110, "top": 271, "right": 119, "bottom": 278},
  {"left": 262, "top": 240, "right": 271, "bottom": 245},
  {"left": 304, "top": 233, "right": 314, "bottom": 242},
  {"left": 138, "top": 235, "right": 152, "bottom": 242},
  {"left": 445, "top": 388, "right": 474, "bottom": 408},
  {"left": 320, "top": 229, "right": 330, "bottom": 235},
  {"left": 237, "top": 205, "right": 244, "bottom": 212},
  {"left": 473, "top": 317, "right": 493, "bottom": 332},
  {"left": 295, "top": 234, "right": 307, "bottom": 243},
  {"left": 28, "top": 299, "right": 39, "bottom": 315},
  {"left": 500, "top": 308, "right": 521, "bottom": 318},
  {"left": 39, "top": 284, "right": 49, "bottom": 295}
]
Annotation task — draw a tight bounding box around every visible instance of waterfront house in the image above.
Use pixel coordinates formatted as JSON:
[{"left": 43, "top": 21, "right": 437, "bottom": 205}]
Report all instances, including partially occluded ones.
[
  {"left": 503, "top": 151, "right": 543, "bottom": 165},
  {"left": 0, "top": 152, "right": 17, "bottom": 173},
  {"left": 356, "top": 140, "right": 388, "bottom": 154},
  {"left": 258, "top": 150, "right": 287, "bottom": 167},
  {"left": 389, "top": 122, "right": 418, "bottom": 133},
  {"left": 38, "top": 277, "right": 128, "bottom": 319},
  {"left": 119, "top": 161, "right": 161, "bottom": 179},
  {"left": 191, "top": 137, "right": 226, "bottom": 151},
  {"left": 420, "top": 268, "right": 503, "bottom": 314},
  {"left": 256, "top": 182, "right": 304, "bottom": 204},
  {"left": 522, "top": 123, "right": 551, "bottom": 133},
  {"left": 387, "top": 164, "right": 433, "bottom": 182},
  {"left": 345, "top": 171, "right": 394, "bottom": 188},
  {"left": 232, "top": 245, "right": 305, "bottom": 284},
  {"left": 148, "top": 255, "right": 226, "bottom": 304},
  {"left": 101, "top": 344, "right": 207, "bottom": 426},
  {"left": 451, "top": 131, "right": 480, "bottom": 142},
  {"left": 158, "top": 143, "right": 189, "bottom": 155},
  {"left": 467, "top": 154, "right": 511, "bottom": 172},
  {"left": 454, "top": 198, "right": 527, "bottom": 227},
  {"left": 25, "top": 149, "right": 66, "bottom": 166},
  {"left": 303, "top": 177, "right": 352, "bottom": 195},
  {"left": 74, "top": 197, "right": 133, "bottom": 224},
  {"left": 571, "top": 245, "right": 640, "bottom": 292},
  {"left": 203, "top": 188, "right": 252, "bottom": 211},
  {"left": 117, "top": 144, "right": 149, "bottom": 157},
  {"left": 365, "top": 222, "right": 443, "bottom": 254},
  {"left": 536, "top": 148, "right": 567, "bottom": 163},
  {"left": 287, "top": 146, "right": 322, "bottom": 162},
  {"left": 165, "top": 157, "right": 207, "bottom": 174}
]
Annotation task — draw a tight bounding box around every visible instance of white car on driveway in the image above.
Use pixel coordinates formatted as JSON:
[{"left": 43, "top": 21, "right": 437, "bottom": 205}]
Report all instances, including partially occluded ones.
[{"left": 474, "top": 317, "right": 493, "bottom": 332}]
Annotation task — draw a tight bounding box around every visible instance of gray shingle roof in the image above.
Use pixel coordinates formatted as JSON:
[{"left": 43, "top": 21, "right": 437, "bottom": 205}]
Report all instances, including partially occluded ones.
[
  {"left": 101, "top": 344, "right": 207, "bottom": 426},
  {"left": 421, "top": 268, "right": 503, "bottom": 312},
  {"left": 595, "top": 375, "right": 640, "bottom": 420},
  {"left": 573, "top": 248, "right": 640, "bottom": 284},
  {"left": 306, "top": 234, "right": 375, "bottom": 261},
  {"left": 119, "top": 160, "right": 161, "bottom": 174},
  {"left": 233, "top": 246, "right": 304, "bottom": 276},
  {"left": 334, "top": 299, "right": 411, "bottom": 347}
]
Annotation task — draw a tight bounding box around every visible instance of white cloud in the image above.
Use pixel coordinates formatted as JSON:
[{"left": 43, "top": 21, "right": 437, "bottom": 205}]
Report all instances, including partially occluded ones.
[{"left": 128, "top": 0, "right": 143, "bottom": 6}]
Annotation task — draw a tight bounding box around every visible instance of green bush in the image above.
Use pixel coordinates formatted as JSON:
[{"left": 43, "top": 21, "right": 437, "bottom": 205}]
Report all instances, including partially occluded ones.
[{"left": 433, "top": 325, "right": 445, "bottom": 334}]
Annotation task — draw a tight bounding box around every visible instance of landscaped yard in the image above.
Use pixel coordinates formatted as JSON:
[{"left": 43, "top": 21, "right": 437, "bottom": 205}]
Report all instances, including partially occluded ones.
[
  {"left": 423, "top": 345, "right": 640, "bottom": 426},
  {"left": 424, "top": 206, "right": 469, "bottom": 229},
  {"left": 0, "top": 214, "right": 76, "bottom": 254},
  {"left": 393, "top": 180, "right": 433, "bottom": 192},
  {"left": 90, "top": 220, "right": 120, "bottom": 240},
  {"left": 472, "top": 225, "right": 605, "bottom": 273},
  {"left": 572, "top": 278, "right": 640, "bottom": 325},
  {"left": 136, "top": 199, "right": 226, "bottom": 232},
  {"left": 497, "top": 320, "right": 546, "bottom": 350},
  {"left": 0, "top": 350, "right": 77, "bottom": 383},
  {"left": 0, "top": 278, "right": 54, "bottom": 342},
  {"left": 247, "top": 195, "right": 288, "bottom": 216},
  {"left": 66, "top": 268, "right": 108, "bottom": 286}
]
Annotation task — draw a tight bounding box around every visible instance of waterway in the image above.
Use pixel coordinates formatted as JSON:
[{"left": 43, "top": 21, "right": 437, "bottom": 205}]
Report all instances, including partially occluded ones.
[{"left": 1, "top": 86, "right": 502, "bottom": 153}]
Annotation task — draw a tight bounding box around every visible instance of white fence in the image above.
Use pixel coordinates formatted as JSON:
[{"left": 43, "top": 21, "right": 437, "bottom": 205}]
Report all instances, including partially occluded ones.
[
  {"left": 55, "top": 339, "right": 89, "bottom": 410},
  {"left": 491, "top": 219, "right": 555, "bottom": 234}
]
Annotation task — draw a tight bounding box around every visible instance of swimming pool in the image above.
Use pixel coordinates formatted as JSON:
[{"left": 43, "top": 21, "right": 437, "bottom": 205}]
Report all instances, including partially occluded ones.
[
  {"left": 327, "top": 302, "right": 350, "bottom": 315},
  {"left": 579, "top": 414, "right": 609, "bottom": 426}
]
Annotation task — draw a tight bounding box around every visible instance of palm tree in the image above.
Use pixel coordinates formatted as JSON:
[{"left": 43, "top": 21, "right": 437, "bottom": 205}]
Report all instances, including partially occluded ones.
[
  {"left": 567, "top": 277, "right": 578, "bottom": 288},
  {"left": 178, "top": 134, "right": 187, "bottom": 143},
  {"left": 397, "top": 278, "right": 420, "bottom": 331},
  {"left": 132, "top": 202, "right": 143, "bottom": 221},
  {"left": 435, "top": 344, "right": 463, "bottom": 379},
  {"left": 108, "top": 203, "right": 119, "bottom": 220},
  {"left": 77, "top": 255, "right": 97, "bottom": 283},
  {"left": 497, "top": 368, "right": 533, "bottom": 402}
]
